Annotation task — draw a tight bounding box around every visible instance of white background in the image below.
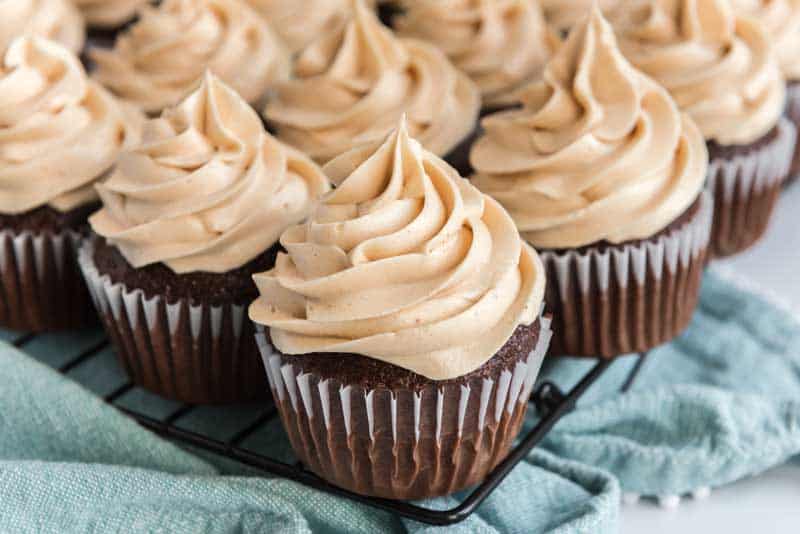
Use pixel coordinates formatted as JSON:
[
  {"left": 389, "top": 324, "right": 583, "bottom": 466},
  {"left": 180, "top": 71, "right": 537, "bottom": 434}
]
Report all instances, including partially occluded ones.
[{"left": 621, "top": 185, "right": 800, "bottom": 533}]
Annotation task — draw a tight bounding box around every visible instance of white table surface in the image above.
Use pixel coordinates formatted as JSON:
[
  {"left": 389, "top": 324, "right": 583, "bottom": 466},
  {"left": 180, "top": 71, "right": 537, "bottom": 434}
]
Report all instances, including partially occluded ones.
[{"left": 621, "top": 184, "right": 800, "bottom": 533}]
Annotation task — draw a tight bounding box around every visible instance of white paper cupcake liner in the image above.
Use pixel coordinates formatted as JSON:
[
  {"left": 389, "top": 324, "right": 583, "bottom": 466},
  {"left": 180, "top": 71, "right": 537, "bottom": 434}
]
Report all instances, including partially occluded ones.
[
  {"left": 706, "top": 117, "right": 796, "bottom": 257},
  {"left": 539, "top": 190, "right": 713, "bottom": 358},
  {"left": 77, "top": 238, "right": 268, "bottom": 404},
  {"left": 0, "top": 228, "right": 94, "bottom": 332},
  {"left": 255, "top": 315, "right": 552, "bottom": 500},
  {"left": 783, "top": 83, "right": 800, "bottom": 183}
]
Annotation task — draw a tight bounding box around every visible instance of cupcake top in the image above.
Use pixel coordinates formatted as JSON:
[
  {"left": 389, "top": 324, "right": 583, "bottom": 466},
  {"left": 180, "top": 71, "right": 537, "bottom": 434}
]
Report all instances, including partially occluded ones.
[
  {"left": 539, "top": 0, "right": 621, "bottom": 33},
  {"left": 263, "top": 0, "right": 480, "bottom": 163},
  {"left": 249, "top": 118, "right": 545, "bottom": 380},
  {"left": 90, "top": 72, "right": 330, "bottom": 274},
  {"left": 73, "top": 0, "right": 150, "bottom": 29},
  {"left": 90, "top": 0, "right": 291, "bottom": 115},
  {"left": 0, "top": 37, "right": 142, "bottom": 215},
  {"left": 0, "top": 0, "right": 85, "bottom": 55},
  {"left": 731, "top": 0, "right": 800, "bottom": 81},
  {"left": 395, "top": 0, "right": 560, "bottom": 107},
  {"left": 470, "top": 6, "right": 708, "bottom": 250},
  {"left": 612, "top": 0, "right": 785, "bottom": 146},
  {"left": 245, "top": 0, "right": 356, "bottom": 54}
]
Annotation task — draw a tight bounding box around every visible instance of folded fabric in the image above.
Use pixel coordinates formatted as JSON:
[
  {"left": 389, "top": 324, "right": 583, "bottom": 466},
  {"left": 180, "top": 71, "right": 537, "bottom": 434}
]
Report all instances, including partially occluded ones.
[{"left": 0, "top": 269, "right": 798, "bottom": 533}]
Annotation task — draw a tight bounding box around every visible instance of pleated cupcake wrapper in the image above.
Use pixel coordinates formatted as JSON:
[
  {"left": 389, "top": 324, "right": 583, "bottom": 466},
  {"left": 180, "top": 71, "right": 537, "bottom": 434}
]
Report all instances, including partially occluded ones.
[
  {"left": 783, "top": 83, "right": 800, "bottom": 183},
  {"left": 0, "top": 228, "right": 95, "bottom": 332},
  {"left": 255, "top": 315, "right": 553, "bottom": 500},
  {"left": 707, "top": 117, "right": 796, "bottom": 258},
  {"left": 541, "top": 190, "right": 713, "bottom": 358},
  {"left": 77, "top": 239, "right": 268, "bottom": 404}
]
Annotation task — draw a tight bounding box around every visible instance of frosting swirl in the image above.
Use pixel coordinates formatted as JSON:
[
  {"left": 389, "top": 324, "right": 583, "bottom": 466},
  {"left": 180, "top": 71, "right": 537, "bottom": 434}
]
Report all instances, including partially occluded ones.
[
  {"left": 90, "top": 72, "right": 330, "bottom": 274},
  {"left": 539, "top": 0, "right": 621, "bottom": 33},
  {"left": 249, "top": 118, "right": 545, "bottom": 380},
  {"left": 470, "top": 6, "right": 708, "bottom": 249},
  {"left": 731, "top": 0, "right": 800, "bottom": 80},
  {"left": 395, "top": 0, "right": 559, "bottom": 107},
  {"left": 611, "top": 0, "right": 785, "bottom": 146},
  {"left": 0, "top": 0, "right": 85, "bottom": 55},
  {"left": 74, "top": 0, "right": 149, "bottom": 28},
  {"left": 0, "top": 37, "right": 142, "bottom": 215},
  {"left": 263, "top": 0, "right": 480, "bottom": 163},
  {"left": 245, "top": 0, "right": 355, "bottom": 54},
  {"left": 90, "top": 0, "right": 291, "bottom": 115}
]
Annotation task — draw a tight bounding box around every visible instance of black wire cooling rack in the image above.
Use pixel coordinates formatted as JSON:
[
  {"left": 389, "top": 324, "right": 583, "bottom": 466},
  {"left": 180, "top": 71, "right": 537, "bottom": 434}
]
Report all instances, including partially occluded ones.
[{"left": 4, "top": 327, "right": 647, "bottom": 526}]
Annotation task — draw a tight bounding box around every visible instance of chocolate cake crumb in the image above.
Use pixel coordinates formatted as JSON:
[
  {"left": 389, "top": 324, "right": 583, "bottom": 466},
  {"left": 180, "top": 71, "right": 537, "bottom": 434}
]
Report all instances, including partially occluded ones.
[
  {"left": 274, "top": 320, "right": 542, "bottom": 391},
  {"left": 92, "top": 236, "right": 279, "bottom": 306}
]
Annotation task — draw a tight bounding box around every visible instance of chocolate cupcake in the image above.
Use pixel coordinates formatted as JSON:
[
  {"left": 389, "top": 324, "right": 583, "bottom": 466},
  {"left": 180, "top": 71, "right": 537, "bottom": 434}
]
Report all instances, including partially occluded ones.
[
  {"left": 0, "top": 37, "right": 142, "bottom": 332},
  {"left": 612, "top": 0, "right": 795, "bottom": 258},
  {"left": 249, "top": 118, "right": 550, "bottom": 499},
  {"left": 731, "top": 0, "right": 800, "bottom": 184},
  {"left": 244, "top": 0, "right": 358, "bottom": 54},
  {"left": 394, "top": 0, "right": 560, "bottom": 113},
  {"left": 262, "top": 0, "right": 480, "bottom": 172},
  {"left": 539, "top": 0, "right": 620, "bottom": 35},
  {"left": 75, "top": 0, "right": 151, "bottom": 50},
  {"left": 78, "top": 72, "right": 330, "bottom": 404},
  {"left": 0, "top": 0, "right": 85, "bottom": 55},
  {"left": 89, "top": 0, "right": 291, "bottom": 116},
  {"left": 470, "top": 7, "right": 712, "bottom": 358}
]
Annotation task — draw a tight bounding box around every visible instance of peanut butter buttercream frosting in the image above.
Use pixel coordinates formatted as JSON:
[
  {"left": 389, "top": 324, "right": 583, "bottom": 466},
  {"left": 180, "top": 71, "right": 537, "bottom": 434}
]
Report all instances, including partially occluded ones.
[
  {"left": 395, "top": 0, "right": 560, "bottom": 107},
  {"left": 263, "top": 0, "right": 480, "bottom": 164},
  {"left": 74, "top": 0, "right": 150, "bottom": 28},
  {"left": 539, "top": 0, "right": 621, "bottom": 33},
  {"left": 90, "top": 0, "right": 291, "bottom": 115},
  {"left": 90, "top": 72, "right": 330, "bottom": 274},
  {"left": 612, "top": 0, "right": 785, "bottom": 146},
  {"left": 731, "top": 0, "right": 800, "bottom": 80},
  {"left": 470, "top": 6, "right": 708, "bottom": 249},
  {"left": 245, "top": 0, "right": 357, "bottom": 54},
  {"left": 0, "top": 37, "right": 142, "bottom": 215},
  {"left": 0, "top": 0, "right": 85, "bottom": 54},
  {"left": 249, "top": 118, "right": 545, "bottom": 380}
]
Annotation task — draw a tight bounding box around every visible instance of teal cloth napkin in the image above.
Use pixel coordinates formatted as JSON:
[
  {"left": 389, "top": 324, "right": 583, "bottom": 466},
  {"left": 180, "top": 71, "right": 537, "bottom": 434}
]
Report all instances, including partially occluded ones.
[{"left": 1, "top": 269, "right": 799, "bottom": 533}]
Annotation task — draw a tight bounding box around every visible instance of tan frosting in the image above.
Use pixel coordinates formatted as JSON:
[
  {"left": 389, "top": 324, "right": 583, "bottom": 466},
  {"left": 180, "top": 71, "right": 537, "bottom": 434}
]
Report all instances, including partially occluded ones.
[
  {"left": 731, "top": 0, "right": 800, "bottom": 80},
  {"left": 395, "top": 0, "right": 560, "bottom": 107},
  {"left": 539, "top": 0, "right": 621, "bottom": 33},
  {"left": 90, "top": 0, "right": 291, "bottom": 115},
  {"left": 249, "top": 118, "right": 545, "bottom": 380},
  {"left": 0, "top": 0, "right": 85, "bottom": 55},
  {"left": 90, "top": 72, "right": 330, "bottom": 274},
  {"left": 470, "top": 6, "right": 708, "bottom": 250},
  {"left": 0, "top": 37, "right": 142, "bottom": 215},
  {"left": 263, "top": 0, "right": 481, "bottom": 163},
  {"left": 74, "top": 0, "right": 149, "bottom": 28},
  {"left": 245, "top": 0, "right": 355, "bottom": 54},
  {"left": 612, "top": 0, "right": 785, "bottom": 146}
]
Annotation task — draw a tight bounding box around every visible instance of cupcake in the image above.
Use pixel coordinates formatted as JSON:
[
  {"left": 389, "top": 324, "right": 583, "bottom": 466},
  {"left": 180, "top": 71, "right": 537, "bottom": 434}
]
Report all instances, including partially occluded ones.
[
  {"left": 244, "top": 0, "right": 358, "bottom": 54},
  {"left": 470, "top": 7, "right": 712, "bottom": 358},
  {"left": 73, "top": 0, "right": 149, "bottom": 29},
  {"left": 74, "top": 0, "right": 151, "bottom": 52},
  {"left": 394, "top": 0, "right": 560, "bottom": 112},
  {"left": 79, "top": 72, "right": 330, "bottom": 404},
  {"left": 0, "top": 0, "right": 85, "bottom": 55},
  {"left": 0, "top": 37, "right": 141, "bottom": 332},
  {"left": 539, "top": 0, "right": 620, "bottom": 35},
  {"left": 731, "top": 0, "right": 800, "bottom": 184},
  {"left": 90, "top": 0, "right": 291, "bottom": 116},
  {"left": 249, "top": 118, "right": 549, "bottom": 499},
  {"left": 612, "top": 0, "right": 794, "bottom": 258},
  {"left": 262, "top": 0, "right": 481, "bottom": 171}
]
